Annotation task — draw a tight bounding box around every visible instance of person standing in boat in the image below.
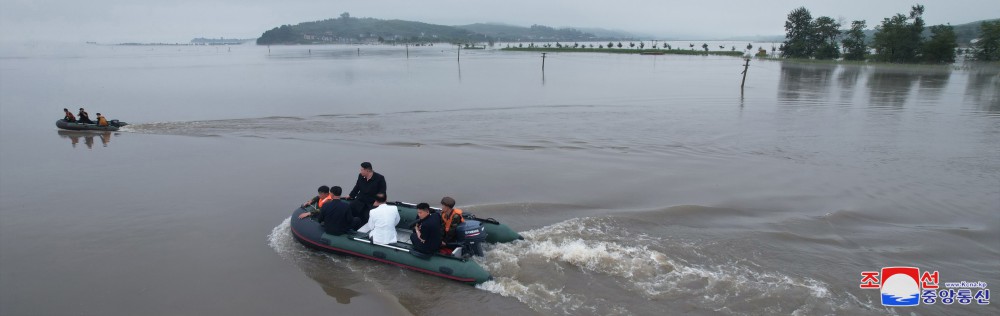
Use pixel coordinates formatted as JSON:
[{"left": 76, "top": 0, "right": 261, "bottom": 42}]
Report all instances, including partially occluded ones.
[
  {"left": 410, "top": 203, "right": 442, "bottom": 256},
  {"left": 348, "top": 162, "right": 386, "bottom": 227},
  {"left": 440, "top": 196, "right": 465, "bottom": 245},
  {"left": 298, "top": 186, "right": 355, "bottom": 236},
  {"left": 96, "top": 113, "right": 109, "bottom": 126},
  {"left": 77, "top": 108, "right": 93, "bottom": 124},
  {"left": 357, "top": 193, "right": 399, "bottom": 245},
  {"left": 63, "top": 108, "right": 76, "bottom": 122}
]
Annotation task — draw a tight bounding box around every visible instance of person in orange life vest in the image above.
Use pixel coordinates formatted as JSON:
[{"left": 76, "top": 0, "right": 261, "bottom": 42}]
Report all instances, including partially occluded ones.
[
  {"left": 410, "top": 203, "right": 442, "bottom": 255},
  {"left": 440, "top": 196, "right": 465, "bottom": 245},
  {"left": 96, "top": 113, "right": 109, "bottom": 126},
  {"left": 63, "top": 108, "right": 76, "bottom": 122},
  {"left": 77, "top": 107, "right": 93, "bottom": 124},
  {"left": 301, "top": 185, "right": 331, "bottom": 209}
]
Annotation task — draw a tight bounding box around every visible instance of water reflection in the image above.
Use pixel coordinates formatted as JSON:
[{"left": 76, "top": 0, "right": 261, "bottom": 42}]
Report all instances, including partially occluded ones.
[
  {"left": 866, "top": 69, "right": 918, "bottom": 108},
  {"left": 964, "top": 69, "right": 1000, "bottom": 113},
  {"left": 836, "top": 65, "right": 865, "bottom": 100},
  {"left": 319, "top": 283, "right": 361, "bottom": 304},
  {"left": 57, "top": 130, "right": 116, "bottom": 149},
  {"left": 916, "top": 70, "right": 952, "bottom": 102},
  {"left": 777, "top": 63, "right": 836, "bottom": 105}
]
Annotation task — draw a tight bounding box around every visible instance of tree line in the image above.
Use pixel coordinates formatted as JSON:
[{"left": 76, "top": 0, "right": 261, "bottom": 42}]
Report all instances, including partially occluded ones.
[{"left": 782, "top": 5, "right": 1000, "bottom": 63}]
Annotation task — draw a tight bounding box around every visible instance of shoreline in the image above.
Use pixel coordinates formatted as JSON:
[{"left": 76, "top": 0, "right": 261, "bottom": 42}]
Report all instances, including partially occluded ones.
[{"left": 500, "top": 47, "right": 746, "bottom": 57}]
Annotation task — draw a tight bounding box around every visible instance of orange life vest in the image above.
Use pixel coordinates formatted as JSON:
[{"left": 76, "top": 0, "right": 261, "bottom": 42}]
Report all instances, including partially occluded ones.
[
  {"left": 442, "top": 208, "right": 464, "bottom": 232},
  {"left": 318, "top": 195, "right": 333, "bottom": 208},
  {"left": 97, "top": 116, "right": 108, "bottom": 126}
]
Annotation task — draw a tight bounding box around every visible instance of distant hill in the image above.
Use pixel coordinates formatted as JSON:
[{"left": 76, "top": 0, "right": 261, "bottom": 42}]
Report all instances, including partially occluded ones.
[
  {"left": 454, "top": 23, "right": 618, "bottom": 41},
  {"left": 191, "top": 37, "right": 254, "bottom": 45},
  {"left": 257, "top": 14, "right": 634, "bottom": 45},
  {"left": 257, "top": 13, "right": 486, "bottom": 45},
  {"left": 951, "top": 19, "right": 998, "bottom": 44}
]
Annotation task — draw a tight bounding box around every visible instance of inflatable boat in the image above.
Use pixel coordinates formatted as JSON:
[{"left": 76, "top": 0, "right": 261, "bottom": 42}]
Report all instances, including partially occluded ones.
[
  {"left": 289, "top": 200, "right": 521, "bottom": 284},
  {"left": 56, "top": 119, "right": 128, "bottom": 131}
]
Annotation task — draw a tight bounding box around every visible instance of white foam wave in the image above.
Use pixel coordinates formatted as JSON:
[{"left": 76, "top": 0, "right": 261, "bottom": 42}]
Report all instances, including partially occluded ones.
[
  {"left": 267, "top": 216, "right": 352, "bottom": 267},
  {"left": 476, "top": 217, "right": 670, "bottom": 314},
  {"left": 266, "top": 217, "right": 297, "bottom": 258},
  {"left": 478, "top": 279, "right": 597, "bottom": 315},
  {"left": 476, "top": 216, "right": 857, "bottom": 315}
]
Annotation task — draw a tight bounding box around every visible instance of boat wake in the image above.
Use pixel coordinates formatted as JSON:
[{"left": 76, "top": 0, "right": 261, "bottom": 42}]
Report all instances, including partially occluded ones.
[
  {"left": 476, "top": 216, "right": 882, "bottom": 315},
  {"left": 268, "top": 217, "right": 320, "bottom": 261}
]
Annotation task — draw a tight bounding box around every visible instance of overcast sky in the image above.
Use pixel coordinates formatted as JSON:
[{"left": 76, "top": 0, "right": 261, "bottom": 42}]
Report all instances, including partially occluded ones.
[{"left": 1, "top": 0, "right": 997, "bottom": 43}]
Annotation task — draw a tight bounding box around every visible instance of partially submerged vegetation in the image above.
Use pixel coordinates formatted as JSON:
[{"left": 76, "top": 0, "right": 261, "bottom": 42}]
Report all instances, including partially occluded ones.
[
  {"left": 501, "top": 46, "right": 744, "bottom": 57},
  {"left": 780, "top": 4, "right": 999, "bottom": 63}
]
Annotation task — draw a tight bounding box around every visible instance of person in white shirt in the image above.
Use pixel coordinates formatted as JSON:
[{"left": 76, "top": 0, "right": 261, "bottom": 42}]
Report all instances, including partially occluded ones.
[{"left": 357, "top": 193, "right": 400, "bottom": 245}]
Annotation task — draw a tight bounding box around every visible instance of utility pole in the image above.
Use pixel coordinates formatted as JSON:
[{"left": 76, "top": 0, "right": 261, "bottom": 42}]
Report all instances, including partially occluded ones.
[{"left": 740, "top": 58, "right": 750, "bottom": 91}]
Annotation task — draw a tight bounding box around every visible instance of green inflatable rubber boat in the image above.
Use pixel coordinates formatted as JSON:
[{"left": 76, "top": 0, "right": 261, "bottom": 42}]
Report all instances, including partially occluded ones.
[{"left": 289, "top": 200, "right": 521, "bottom": 284}]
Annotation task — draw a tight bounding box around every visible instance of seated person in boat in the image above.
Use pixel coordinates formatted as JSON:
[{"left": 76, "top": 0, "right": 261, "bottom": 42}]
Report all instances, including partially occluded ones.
[
  {"left": 301, "top": 185, "right": 331, "bottom": 208},
  {"left": 63, "top": 108, "right": 76, "bottom": 122},
  {"left": 96, "top": 113, "right": 109, "bottom": 126},
  {"left": 440, "top": 196, "right": 465, "bottom": 245},
  {"left": 410, "top": 203, "right": 442, "bottom": 255},
  {"left": 357, "top": 193, "right": 399, "bottom": 245},
  {"left": 77, "top": 108, "right": 93, "bottom": 124},
  {"left": 298, "top": 186, "right": 354, "bottom": 235}
]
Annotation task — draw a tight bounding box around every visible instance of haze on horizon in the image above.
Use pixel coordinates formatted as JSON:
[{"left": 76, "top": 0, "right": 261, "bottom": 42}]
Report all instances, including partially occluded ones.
[{"left": 1, "top": 0, "right": 997, "bottom": 43}]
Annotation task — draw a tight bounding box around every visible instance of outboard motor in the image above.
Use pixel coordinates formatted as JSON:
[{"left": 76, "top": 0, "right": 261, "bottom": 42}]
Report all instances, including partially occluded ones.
[{"left": 456, "top": 220, "right": 488, "bottom": 258}]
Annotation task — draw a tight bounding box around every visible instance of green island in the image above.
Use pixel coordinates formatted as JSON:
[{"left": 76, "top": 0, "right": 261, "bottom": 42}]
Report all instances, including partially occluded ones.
[{"left": 257, "top": 12, "right": 624, "bottom": 45}]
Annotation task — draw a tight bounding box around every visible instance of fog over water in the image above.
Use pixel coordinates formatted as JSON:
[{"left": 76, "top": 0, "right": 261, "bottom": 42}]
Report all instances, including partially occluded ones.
[{"left": 1, "top": 43, "right": 998, "bottom": 315}]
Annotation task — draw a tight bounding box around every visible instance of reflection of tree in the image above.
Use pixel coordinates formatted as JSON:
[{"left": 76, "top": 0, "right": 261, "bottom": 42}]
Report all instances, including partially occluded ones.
[
  {"left": 916, "top": 70, "right": 951, "bottom": 102},
  {"left": 866, "top": 70, "right": 918, "bottom": 108},
  {"left": 778, "top": 63, "right": 836, "bottom": 103},
  {"left": 964, "top": 69, "right": 1000, "bottom": 113},
  {"left": 837, "top": 65, "right": 864, "bottom": 100}
]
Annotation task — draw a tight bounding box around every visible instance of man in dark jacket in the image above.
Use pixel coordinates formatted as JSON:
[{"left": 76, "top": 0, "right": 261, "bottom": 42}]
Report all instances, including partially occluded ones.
[
  {"left": 410, "top": 203, "right": 442, "bottom": 255},
  {"left": 348, "top": 162, "right": 386, "bottom": 227},
  {"left": 299, "top": 186, "right": 354, "bottom": 235},
  {"left": 77, "top": 108, "right": 93, "bottom": 124}
]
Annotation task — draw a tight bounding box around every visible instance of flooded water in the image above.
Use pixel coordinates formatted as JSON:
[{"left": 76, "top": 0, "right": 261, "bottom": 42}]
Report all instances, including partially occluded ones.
[{"left": 1, "top": 43, "right": 998, "bottom": 315}]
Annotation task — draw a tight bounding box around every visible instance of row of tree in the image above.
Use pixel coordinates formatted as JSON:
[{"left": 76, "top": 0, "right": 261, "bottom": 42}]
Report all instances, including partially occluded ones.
[{"left": 782, "top": 5, "right": 999, "bottom": 63}]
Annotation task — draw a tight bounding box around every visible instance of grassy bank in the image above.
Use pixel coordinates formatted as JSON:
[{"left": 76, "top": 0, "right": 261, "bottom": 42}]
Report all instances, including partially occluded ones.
[{"left": 501, "top": 47, "right": 746, "bottom": 57}]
